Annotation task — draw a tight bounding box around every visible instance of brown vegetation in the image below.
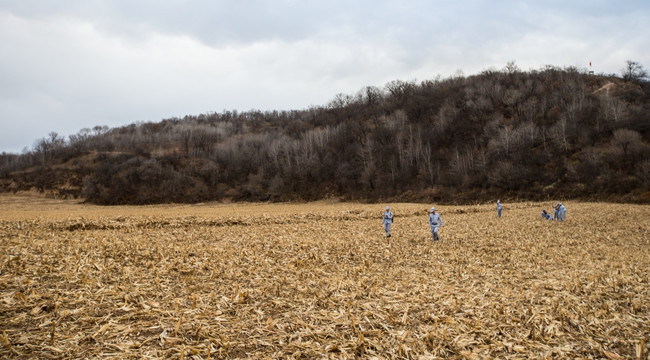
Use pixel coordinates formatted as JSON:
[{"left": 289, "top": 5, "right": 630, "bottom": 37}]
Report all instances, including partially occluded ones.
[
  {"left": 1, "top": 194, "right": 649, "bottom": 359},
  {"left": 1, "top": 65, "right": 649, "bottom": 204}
]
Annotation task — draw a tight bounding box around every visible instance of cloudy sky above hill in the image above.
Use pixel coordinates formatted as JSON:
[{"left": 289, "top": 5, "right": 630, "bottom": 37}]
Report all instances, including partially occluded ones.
[{"left": 1, "top": 0, "right": 649, "bottom": 153}]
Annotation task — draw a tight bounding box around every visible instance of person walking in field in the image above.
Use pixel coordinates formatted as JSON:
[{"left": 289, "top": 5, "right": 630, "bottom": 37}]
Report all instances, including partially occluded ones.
[
  {"left": 382, "top": 206, "right": 394, "bottom": 238},
  {"left": 496, "top": 199, "right": 502, "bottom": 218},
  {"left": 558, "top": 202, "right": 567, "bottom": 222},
  {"left": 553, "top": 203, "right": 560, "bottom": 221},
  {"left": 428, "top": 207, "right": 444, "bottom": 241}
]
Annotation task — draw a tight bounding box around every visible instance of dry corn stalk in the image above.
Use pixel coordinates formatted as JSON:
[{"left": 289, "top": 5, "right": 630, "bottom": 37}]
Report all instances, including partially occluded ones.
[{"left": 0, "top": 195, "right": 648, "bottom": 359}]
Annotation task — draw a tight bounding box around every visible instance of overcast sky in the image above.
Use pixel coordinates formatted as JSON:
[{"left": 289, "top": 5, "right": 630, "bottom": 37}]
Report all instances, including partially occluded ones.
[{"left": 1, "top": 0, "right": 648, "bottom": 153}]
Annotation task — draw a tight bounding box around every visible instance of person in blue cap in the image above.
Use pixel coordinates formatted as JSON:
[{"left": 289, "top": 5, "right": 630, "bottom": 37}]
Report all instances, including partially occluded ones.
[
  {"left": 428, "top": 207, "right": 444, "bottom": 241},
  {"left": 382, "top": 206, "right": 394, "bottom": 238}
]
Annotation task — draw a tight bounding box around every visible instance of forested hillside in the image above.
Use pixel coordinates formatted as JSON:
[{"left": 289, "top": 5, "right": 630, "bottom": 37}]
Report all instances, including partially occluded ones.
[{"left": 1, "top": 64, "right": 649, "bottom": 204}]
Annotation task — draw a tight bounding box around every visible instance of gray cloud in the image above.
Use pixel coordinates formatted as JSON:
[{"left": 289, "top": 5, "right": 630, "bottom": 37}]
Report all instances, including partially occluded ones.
[{"left": 1, "top": 0, "right": 649, "bottom": 153}]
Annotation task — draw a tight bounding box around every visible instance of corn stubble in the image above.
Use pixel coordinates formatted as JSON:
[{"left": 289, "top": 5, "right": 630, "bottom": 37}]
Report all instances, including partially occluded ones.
[{"left": 1, "top": 196, "right": 649, "bottom": 359}]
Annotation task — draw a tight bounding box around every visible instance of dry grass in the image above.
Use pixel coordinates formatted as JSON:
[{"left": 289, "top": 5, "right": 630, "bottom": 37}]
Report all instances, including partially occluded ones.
[{"left": 1, "top": 193, "right": 649, "bottom": 359}]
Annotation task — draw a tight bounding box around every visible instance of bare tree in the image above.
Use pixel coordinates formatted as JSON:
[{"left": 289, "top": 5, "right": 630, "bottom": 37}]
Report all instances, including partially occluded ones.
[
  {"left": 549, "top": 117, "right": 569, "bottom": 153},
  {"left": 420, "top": 142, "right": 437, "bottom": 186},
  {"left": 32, "top": 132, "right": 65, "bottom": 165},
  {"left": 637, "top": 159, "right": 650, "bottom": 187},
  {"left": 358, "top": 134, "right": 376, "bottom": 190},
  {"left": 385, "top": 110, "right": 408, "bottom": 169},
  {"left": 385, "top": 79, "right": 416, "bottom": 108},
  {"left": 436, "top": 100, "right": 457, "bottom": 134},
  {"left": 358, "top": 86, "right": 384, "bottom": 107},
  {"left": 606, "top": 128, "right": 648, "bottom": 171},
  {"left": 68, "top": 128, "right": 92, "bottom": 153},
  {"left": 93, "top": 125, "right": 109, "bottom": 136},
  {"left": 487, "top": 125, "right": 514, "bottom": 159},
  {"left": 611, "top": 128, "right": 643, "bottom": 157},
  {"left": 510, "top": 121, "right": 539, "bottom": 153},
  {"left": 503, "top": 60, "right": 520, "bottom": 74},
  {"left": 621, "top": 60, "right": 648, "bottom": 82},
  {"left": 449, "top": 146, "right": 474, "bottom": 183}
]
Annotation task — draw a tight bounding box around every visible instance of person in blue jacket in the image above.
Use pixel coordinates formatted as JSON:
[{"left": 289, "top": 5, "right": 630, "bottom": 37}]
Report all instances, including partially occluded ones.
[
  {"left": 496, "top": 199, "right": 503, "bottom": 218},
  {"left": 558, "top": 203, "right": 567, "bottom": 222},
  {"left": 382, "top": 206, "right": 394, "bottom": 238},
  {"left": 542, "top": 209, "right": 553, "bottom": 221},
  {"left": 428, "top": 207, "right": 444, "bottom": 241},
  {"left": 553, "top": 203, "right": 560, "bottom": 221}
]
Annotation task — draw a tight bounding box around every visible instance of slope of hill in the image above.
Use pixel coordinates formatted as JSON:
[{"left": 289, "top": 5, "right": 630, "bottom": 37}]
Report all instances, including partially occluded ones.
[{"left": 1, "top": 66, "right": 649, "bottom": 204}]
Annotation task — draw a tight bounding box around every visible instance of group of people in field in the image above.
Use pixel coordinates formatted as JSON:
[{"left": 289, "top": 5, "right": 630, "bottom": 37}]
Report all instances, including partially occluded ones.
[
  {"left": 383, "top": 200, "right": 567, "bottom": 241},
  {"left": 382, "top": 205, "right": 444, "bottom": 241},
  {"left": 541, "top": 202, "right": 567, "bottom": 221}
]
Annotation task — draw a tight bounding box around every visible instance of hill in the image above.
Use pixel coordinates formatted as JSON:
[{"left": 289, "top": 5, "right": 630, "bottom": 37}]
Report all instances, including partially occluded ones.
[{"left": 1, "top": 65, "right": 649, "bottom": 204}]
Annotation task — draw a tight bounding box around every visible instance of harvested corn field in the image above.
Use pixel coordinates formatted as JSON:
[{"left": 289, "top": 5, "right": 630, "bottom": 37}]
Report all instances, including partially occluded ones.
[{"left": 1, "top": 193, "right": 649, "bottom": 359}]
